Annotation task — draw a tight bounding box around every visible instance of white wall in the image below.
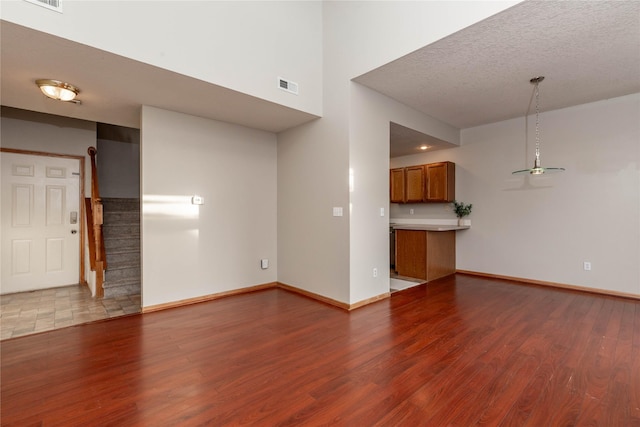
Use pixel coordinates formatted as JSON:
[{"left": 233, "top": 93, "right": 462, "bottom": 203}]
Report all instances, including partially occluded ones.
[
  {"left": 0, "top": 107, "right": 95, "bottom": 196},
  {"left": 1, "top": 106, "right": 98, "bottom": 293},
  {"left": 277, "top": 0, "right": 516, "bottom": 305},
  {"left": 277, "top": 110, "right": 351, "bottom": 303},
  {"left": 1, "top": 1, "right": 322, "bottom": 117},
  {"left": 141, "top": 106, "right": 278, "bottom": 308},
  {"left": 97, "top": 139, "right": 140, "bottom": 199},
  {"left": 391, "top": 94, "right": 640, "bottom": 296}
]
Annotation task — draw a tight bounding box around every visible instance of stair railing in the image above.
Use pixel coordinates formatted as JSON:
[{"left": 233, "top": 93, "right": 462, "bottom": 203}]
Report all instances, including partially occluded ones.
[{"left": 86, "top": 147, "right": 106, "bottom": 298}]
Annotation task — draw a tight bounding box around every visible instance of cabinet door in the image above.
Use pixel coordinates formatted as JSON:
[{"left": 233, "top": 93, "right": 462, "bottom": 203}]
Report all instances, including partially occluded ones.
[
  {"left": 405, "top": 166, "right": 425, "bottom": 203},
  {"left": 426, "top": 162, "right": 455, "bottom": 202},
  {"left": 395, "top": 230, "right": 426, "bottom": 280},
  {"left": 390, "top": 168, "right": 405, "bottom": 203}
]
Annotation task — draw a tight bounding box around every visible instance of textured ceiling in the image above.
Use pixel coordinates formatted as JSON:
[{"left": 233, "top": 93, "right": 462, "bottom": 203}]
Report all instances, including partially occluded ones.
[{"left": 357, "top": 0, "right": 640, "bottom": 130}]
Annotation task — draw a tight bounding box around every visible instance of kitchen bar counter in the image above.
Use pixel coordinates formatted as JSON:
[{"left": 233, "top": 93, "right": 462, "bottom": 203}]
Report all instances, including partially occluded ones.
[
  {"left": 391, "top": 223, "right": 469, "bottom": 282},
  {"left": 391, "top": 224, "right": 470, "bottom": 232}
]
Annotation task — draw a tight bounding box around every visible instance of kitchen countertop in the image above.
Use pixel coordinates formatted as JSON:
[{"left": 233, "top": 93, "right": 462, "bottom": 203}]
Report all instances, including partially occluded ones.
[{"left": 390, "top": 223, "right": 470, "bottom": 231}]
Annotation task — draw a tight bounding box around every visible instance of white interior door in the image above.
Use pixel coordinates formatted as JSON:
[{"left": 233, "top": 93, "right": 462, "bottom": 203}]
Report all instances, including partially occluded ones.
[{"left": 1, "top": 152, "right": 81, "bottom": 294}]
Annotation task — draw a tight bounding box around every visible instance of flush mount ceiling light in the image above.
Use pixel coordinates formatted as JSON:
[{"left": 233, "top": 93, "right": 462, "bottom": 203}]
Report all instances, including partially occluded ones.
[
  {"left": 512, "top": 76, "right": 564, "bottom": 175},
  {"left": 420, "top": 145, "right": 430, "bottom": 150},
  {"left": 36, "top": 79, "right": 80, "bottom": 102}
]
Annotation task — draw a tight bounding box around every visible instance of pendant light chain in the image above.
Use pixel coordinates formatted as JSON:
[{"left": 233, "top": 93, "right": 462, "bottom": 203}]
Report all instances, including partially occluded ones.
[{"left": 534, "top": 81, "right": 540, "bottom": 162}]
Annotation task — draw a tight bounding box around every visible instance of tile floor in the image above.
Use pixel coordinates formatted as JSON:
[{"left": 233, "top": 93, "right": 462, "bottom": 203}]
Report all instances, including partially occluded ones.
[
  {"left": 389, "top": 268, "right": 424, "bottom": 292},
  {"left": 0, "top": 285, "right": 140, "bottom": 340}
]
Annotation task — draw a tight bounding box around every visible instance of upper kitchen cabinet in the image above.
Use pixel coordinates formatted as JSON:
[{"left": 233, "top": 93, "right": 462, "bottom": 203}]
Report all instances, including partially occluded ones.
[
  {"left": 390, "top": 168, "right": 405, "bottom": 203},
  {"left": 405, "top": 166, "right": 425, "bottom": 203},
  {"left": 425, "top": 161, "right": 455, "bottom": 202},
  {"left": 390, "top": 161, "right": 455, "bottom": 204}
]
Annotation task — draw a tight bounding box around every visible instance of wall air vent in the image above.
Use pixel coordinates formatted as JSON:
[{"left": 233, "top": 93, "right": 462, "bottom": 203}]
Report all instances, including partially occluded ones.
[
  {"left": 24, "top": 0, "right": 62, "bottom": 13},
  {"left": 278, "top": 77, "right": 299, "bottom": 95}
]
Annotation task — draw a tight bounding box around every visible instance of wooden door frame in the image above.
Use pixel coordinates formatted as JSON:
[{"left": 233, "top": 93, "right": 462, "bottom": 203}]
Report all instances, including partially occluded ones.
[{"left": 1, "top": 147, "right": 86, "bottom": 287}]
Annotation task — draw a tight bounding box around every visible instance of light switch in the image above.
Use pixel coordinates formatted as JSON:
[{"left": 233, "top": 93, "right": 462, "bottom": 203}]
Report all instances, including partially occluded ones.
[
  {"left": 333, "top": 207, "right": 343, "bottom": 217},
  {"left": 380, "top": 207, "right": 385, "bottom": 217}
]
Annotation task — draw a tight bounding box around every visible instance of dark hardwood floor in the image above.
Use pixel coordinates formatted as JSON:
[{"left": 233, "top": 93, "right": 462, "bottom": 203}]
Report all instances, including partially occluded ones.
[{"left": 2, "top": 274, "right": 639, "bottom": 426}]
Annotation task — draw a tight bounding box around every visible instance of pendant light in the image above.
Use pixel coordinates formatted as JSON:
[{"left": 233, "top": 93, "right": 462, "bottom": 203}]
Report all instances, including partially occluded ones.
[{"left": 512, "top": 76, "right": 565, "bottom": 175}]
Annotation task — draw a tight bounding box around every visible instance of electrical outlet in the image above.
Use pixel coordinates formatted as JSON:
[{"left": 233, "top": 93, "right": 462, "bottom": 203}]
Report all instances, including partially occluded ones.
[
  {"left": 410, "top": 209, "right": 414, "bottom": 215},
  {"left": 373, "top": 268, "right": 378, "bottom": 278},
  {"left": 583, "top": 261, "right": 591, "bottom": 271},
  {"left": 261, "top": 259, "right": 269, "bottom": 269}
]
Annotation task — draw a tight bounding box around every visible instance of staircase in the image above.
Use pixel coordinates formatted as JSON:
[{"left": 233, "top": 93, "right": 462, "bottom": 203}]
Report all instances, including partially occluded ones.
[{"left": 102, "top": 198, "right": 141, "bottom": 298}]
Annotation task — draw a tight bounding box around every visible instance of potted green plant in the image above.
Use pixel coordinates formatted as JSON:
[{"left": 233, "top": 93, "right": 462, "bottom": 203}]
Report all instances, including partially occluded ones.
[{"left": 452, "top": 200, "right": 472, "bottom": 226}]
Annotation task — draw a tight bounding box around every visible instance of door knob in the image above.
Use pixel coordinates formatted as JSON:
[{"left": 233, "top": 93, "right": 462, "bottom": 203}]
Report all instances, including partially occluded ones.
[{"left": 71, "top": 229, "right": 78, "bottom": 234}]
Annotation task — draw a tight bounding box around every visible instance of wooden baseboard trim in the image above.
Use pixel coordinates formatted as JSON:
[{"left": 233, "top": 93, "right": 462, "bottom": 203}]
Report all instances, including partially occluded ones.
[
  {"left": 142, "top": 281, "right": 390, "bottom": 314},
  {"left": 277, "top": 282, "right": 350, "bottom": 310},
  {"left": 456, "top": 270, "right": 640, "bottom": 301},
  {"left": 142, "top": 282, "right": 278, "bottom": 313},
  {"left": 277, "top": 282, "right": 389, "bottom": 311},
  {"left": 348, "top": 292, "right": 391, "bottom": 310}
]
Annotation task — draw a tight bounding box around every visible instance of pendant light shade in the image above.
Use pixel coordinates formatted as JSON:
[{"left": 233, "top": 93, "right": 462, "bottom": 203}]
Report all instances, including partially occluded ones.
[
  {"left": 36, "top": 79, "right": 80, "bottom": 102},
  {"left": 512, "top": 76, "right": 565, "bottom": 175}
]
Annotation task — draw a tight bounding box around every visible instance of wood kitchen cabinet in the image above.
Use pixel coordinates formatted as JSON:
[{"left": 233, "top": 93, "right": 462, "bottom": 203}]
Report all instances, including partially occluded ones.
[
  {"left": 390, "top": 168, "right": 405, "bottom": 203},
  {"left": 425, "top": 161, "right": 455, "bottom": 202},
  {"left": 405, "top": 166, "right": 425, "bottom": 203},
  {"left": 390, "top": 161, "right": 455, "bottom": 204},
  {"left": 395, "top": 229, "right": 456, "bottom": 282}
]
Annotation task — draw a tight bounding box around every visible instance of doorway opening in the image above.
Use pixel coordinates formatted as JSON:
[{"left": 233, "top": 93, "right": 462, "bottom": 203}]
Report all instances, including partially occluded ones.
[
  {"left": 0, "top": 113, "right": 142, "bottom": 340},
  {"left": 388, "top": 122, "right": 456, "bottom": 292}
]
